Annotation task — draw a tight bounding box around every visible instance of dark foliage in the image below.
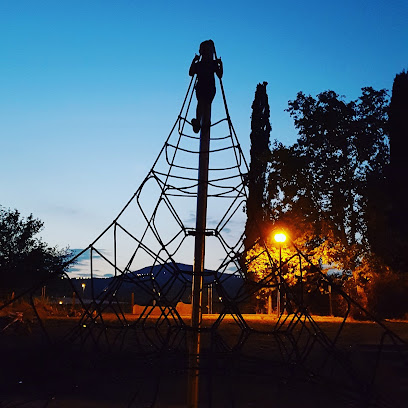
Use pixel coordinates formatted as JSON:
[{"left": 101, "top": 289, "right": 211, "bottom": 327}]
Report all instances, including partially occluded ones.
[
  {"left": 387, "top": 70, "right": 408, "bottom": 273},
  {"left": 365, "top": 272, "right": 408, "bottom": 319},
  {"left": 0, "top": 206, "right": 72, "bottom": 291},
  {"left": 267, "top": 87, "right": 389, "bottom": 272},
  {"left": 244, "top": 82, "right": 271, "bottom": 249}
]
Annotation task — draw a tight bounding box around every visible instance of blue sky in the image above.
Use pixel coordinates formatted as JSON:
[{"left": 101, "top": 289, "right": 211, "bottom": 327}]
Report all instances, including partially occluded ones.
[{"left": 1, "top": 0, "right": 407, "bottom": 265}]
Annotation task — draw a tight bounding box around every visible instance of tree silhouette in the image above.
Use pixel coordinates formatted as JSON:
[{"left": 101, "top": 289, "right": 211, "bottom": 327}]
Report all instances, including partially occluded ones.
[
  {"left": 244, "top": 82, "right": 271, "bottom": 251},
  {"left": 0, "top": 206, "right": 72, "bottom": 290},
  {"left": 388, "top": 70, "right": 408, "bottom": 273},
  {"left": 267, "top": 88, "right": 389, "bottom": 273}
]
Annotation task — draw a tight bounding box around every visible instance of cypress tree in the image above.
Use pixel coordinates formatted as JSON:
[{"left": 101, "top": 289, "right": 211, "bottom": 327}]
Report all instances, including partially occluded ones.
[
  {"left": 244, "top": 82, "right": 271, "bottom": 250},
  {"left": 388, "top": 70, "right": 408, "bottom": 272}
]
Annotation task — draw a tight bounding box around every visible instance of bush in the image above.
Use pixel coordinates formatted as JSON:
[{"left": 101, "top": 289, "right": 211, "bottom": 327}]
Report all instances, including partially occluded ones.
[{"left": 366, "top": 272, "right": 408, "bottom": 319}]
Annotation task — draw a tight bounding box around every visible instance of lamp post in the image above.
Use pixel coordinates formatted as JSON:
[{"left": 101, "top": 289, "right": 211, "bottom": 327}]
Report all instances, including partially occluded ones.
[
  {"left": 274, "top": 232, "right": 286, "bottom": 316},
  {"left": 81, "top": 283, "right": 86, "bottom": 296},
  {"left": 299, "top": 254, "right": 303, "bottom": 306}
]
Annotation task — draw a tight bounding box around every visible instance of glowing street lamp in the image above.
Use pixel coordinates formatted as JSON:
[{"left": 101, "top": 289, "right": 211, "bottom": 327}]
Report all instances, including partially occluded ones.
[
  {"left": 274, "top": 232, "right": 287, "bottom": 316},
  {"left": 274, "top": 232, "right": 287, "bottom": 243},
  {"left": 81, "top": 283, "right": 86, "bottom": 296}
]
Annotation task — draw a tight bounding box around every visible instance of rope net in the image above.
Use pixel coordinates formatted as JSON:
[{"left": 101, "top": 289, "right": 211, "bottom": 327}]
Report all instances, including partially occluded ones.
[{"left": 1, "top": 65, "right": 407, "bottom": 408}]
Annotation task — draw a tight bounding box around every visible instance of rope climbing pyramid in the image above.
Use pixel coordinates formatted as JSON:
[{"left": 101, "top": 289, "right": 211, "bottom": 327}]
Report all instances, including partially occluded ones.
[{"left": 56, "top": 43, "right": 252, "bottom": 353}]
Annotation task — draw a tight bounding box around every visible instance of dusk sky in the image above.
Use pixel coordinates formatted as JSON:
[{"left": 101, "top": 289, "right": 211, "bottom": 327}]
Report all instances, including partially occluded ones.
[{"left": 1, "top": 0, "right": 407, "bottom": 263}]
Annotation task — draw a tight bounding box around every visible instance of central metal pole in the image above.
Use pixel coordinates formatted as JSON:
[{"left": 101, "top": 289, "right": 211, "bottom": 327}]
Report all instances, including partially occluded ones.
[{"left": 188, "top": 102, "right": 211, "bottom": 408}]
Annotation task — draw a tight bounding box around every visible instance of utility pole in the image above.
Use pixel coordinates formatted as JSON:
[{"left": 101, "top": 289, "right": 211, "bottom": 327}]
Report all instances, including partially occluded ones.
[
  {"left": 208, "top": 284, "right": 213, "bottom": 314},
  {"left": 328, "top": 284, "right": 333, "bottom": 316}
]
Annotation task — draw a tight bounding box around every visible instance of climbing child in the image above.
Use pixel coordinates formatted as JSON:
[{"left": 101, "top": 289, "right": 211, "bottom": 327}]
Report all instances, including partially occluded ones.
[{"left": 189, "top": 40, "right": 223, "bottom": 133}]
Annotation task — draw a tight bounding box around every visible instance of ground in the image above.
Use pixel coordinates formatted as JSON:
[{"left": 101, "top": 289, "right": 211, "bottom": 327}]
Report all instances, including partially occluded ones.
[{"left": 0, "top": 312, "right": 407, "bottom": 407}]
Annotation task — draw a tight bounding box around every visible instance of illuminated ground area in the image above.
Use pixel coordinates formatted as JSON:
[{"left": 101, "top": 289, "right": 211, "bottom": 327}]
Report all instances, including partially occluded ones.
[{"left": 0, "top": 314, "right": 407, "bottom": 407}]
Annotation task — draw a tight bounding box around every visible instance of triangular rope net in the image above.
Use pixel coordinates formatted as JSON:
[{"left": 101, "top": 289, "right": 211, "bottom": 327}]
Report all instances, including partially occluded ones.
[{"left": 1, "top": 57, "right": 407, "bottom": 407}]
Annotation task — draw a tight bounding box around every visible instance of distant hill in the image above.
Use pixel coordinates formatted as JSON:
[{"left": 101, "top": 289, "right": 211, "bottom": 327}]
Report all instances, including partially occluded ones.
[{"left": 68, "top": 263, "right": 245, "bottom": 306}]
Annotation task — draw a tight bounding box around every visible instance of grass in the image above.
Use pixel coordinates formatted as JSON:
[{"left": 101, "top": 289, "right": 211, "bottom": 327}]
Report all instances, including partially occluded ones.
[{"left": 1, "top": 308, "right": 407, "bottom": 407}]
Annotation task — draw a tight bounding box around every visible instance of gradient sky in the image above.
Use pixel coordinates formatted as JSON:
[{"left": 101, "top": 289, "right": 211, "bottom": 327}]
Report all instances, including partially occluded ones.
[{"left": 1, "top": 0, "right": 407, "bottom": 260}]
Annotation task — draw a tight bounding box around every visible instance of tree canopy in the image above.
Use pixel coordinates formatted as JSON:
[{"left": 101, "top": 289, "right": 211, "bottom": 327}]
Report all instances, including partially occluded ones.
[
  {"left": 266, "top": 87, "right": 389, "bottom": 273},
  {"left": 387, "top": 70, "right": 408, "bottom": 273},
  {"left": 0, "top": 206, "right": 72, "bottom": 290}
]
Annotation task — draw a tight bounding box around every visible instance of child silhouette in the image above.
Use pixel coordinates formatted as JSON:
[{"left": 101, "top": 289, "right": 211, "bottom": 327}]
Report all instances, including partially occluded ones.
[{"left": 189, "top": 40, "right": 223, "bottom": 133}]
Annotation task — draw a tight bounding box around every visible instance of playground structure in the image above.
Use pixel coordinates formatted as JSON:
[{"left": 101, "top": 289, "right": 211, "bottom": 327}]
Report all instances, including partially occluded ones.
[{"left": 1, "top": 42, "right": 408, "bottom": 407}]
